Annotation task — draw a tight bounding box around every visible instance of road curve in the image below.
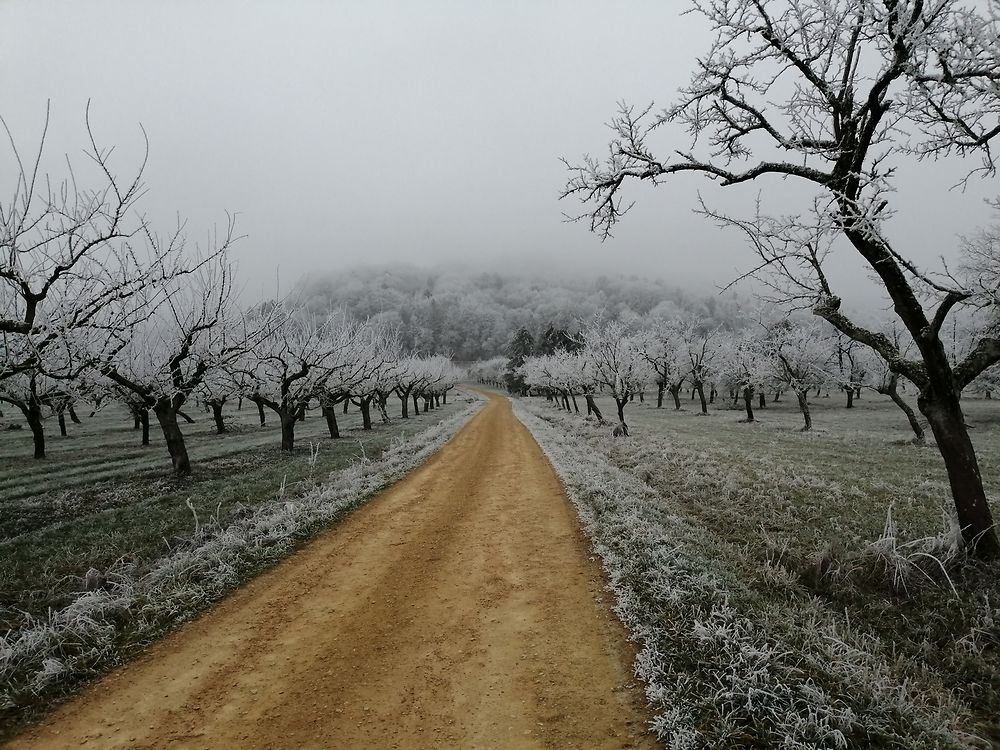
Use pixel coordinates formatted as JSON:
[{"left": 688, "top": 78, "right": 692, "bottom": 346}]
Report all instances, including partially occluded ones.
[{"left": 6, "top": 393, "right": 656, "bottom": 749}]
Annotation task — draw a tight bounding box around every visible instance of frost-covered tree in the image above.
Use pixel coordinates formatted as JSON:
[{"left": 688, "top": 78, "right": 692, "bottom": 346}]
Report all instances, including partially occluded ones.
[
  {"left": 0, "top": 107, "right": 206, "bottom": 384},
  {"left": 469, "top": 357, "right": 507, "bottom": 389},
  {"left": 241, "top": 309, "right": 332, "bottom": 452},
  {"left": 974, "top": 363, "right": 1000, "bottom": 399},
  {"left": 341, "top": 320, "right": 398, "bottom": 431},
  {"left": 677, "top": 316, "right": 722, "bottom": 415},
  {"left": 0, "top": 347, "right": 81, "bottom": 458},
  {"left": 638, "top": 321, "right": 688, "bottom": 410},
  {"left": 102, "top": 251, "right": 245, "bottom": 474},
  {"left": 563, "top": 0, "right": 1000, "bottom": 555},
  {"left": 197, "top": 367, "right": 234, "bottom": 435},
  {"left": 581, "top": 318, "right": 650, "bottom": 434},
  {"left": 765, "top": 320, "right": 836, "bottom": 431},
  {"left": 414, "top": 354, "right": 463, "bottom": 408},
  {"left": 393, "top": 355, "right": 428, "bottom": 419},
  {"left": 834, "top": 336, "right": 870, "bottom": 408},
  {"left": 519, "top": 350, "right": 586, "bottom": 412},
  {"left": 716, "top": 329, "right": 770, "bottom": 423}
]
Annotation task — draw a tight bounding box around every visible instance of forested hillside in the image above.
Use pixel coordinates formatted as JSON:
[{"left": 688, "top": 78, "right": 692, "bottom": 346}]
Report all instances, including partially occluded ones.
[{"left": 295, "top": 265, "right": 751, "bottom": 360}]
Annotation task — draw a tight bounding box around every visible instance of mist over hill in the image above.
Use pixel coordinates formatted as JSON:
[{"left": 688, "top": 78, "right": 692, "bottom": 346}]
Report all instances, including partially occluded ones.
[{"left": 294, "top": 264, "right": 754, "bottom": 360}]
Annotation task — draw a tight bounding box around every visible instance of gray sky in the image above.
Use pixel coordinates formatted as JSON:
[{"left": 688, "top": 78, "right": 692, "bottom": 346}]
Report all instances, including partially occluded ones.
[{"left": 2, "top": 1, "right": 995, "bottom": 309}]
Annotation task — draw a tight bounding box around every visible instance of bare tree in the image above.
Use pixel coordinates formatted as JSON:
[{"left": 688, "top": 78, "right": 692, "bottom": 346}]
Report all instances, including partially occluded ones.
[
  {"left": 102, "top": 245, "right": 244, "bottom": 475},
  {"left": 638, "top": 321, "right": 688, "bottom": 409},
  {"left": 716, "top": 329, "right": 770, "bottom": 423},
  {"left": 241, "top": 309, "right": 333, "bottom": 452},
  {"left": 0, "top": 105, "right": 191, "bottom": 377},
  {"left": 764, "top": 319, "right": 837, "bottom": 431},
  {"left": 563, "top": 0, "right": 1000, "bottom": 556},
  {"left": 677, "top": 316, "right": 722, "bottom": 415},
  {"left": 0, "top": 365, "right": 72, "bottom": 458},
  {"left": 581, "top": 318, "right": 650, "bottom": 434}
]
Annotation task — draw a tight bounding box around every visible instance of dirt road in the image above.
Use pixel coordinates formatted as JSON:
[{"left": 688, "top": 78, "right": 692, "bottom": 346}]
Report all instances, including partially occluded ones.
[{"left": 7, "top": 393, "right": 656, "bottom": 749}]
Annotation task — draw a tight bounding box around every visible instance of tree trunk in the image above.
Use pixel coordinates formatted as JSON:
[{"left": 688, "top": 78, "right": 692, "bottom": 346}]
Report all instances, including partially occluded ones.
[
  {"left": 709, "top": 385, "right": 716, "bottom": 404},
  {"left": 585, "top": 395, "right": 604, "bottom": 422},
  {"left": 758, "top": 392, "right": 766, "bottom": 409},
  {"left": 360, "top": 399, "right": 372, "bottom": 430},
  {"left": 442, "top": 391, "right": 448, "bottom": 404},
  {"left": 343, "top": 399, "right": 349, "bottom": 414},
  {"left": 656, "top": 382, "right": 665, "bottom": 408},
  {"left": 615, "top": 397, "right": 628, "bottom": 424},
  {"left": 570, "top": 393, "right": 579, "bottom": 413},
  {"left": 280, "top": 411, "right": 296, "bottom": 452},
  {"left": 919, "top": 392, "right": 999, "bottom": 557},
  {"left": 57, "top": 411, "right": 67, "bottom": 437},
  {"left": 742, "top": 388, "right": 755, "bottom": 423},
  {"left": 695, "top": 382, "right": 708, "bottom": 414},
  {"left": 210, "top": 401, "right": 226, "bottom": 434},
  {"left": 133, "top": 408, "right": 141, "bottom": 430},
  {"left": 412, "top": 393, "right": 420, "bottom": 415},
  {"left": 256, "top": 400, "right": 266, "bottom": 426},
  {"left": 882, "top": 378, "right": 924, "bottom": 443},
  {"left": 670, "top": 385, "right": 682, "bottom": 410},
  {"left": 845, "top": 388, "right": 854, "bottom": 408},
  {"left": 796, "top": 389, "right": 812, "bottom": 431},
  {"left": 400, "top": 390, "right": 410, "bottom": 418},
  {"left": 323, "top": 404, "right": 341, "bottom": 438},
  {"left": 69, "top": 405, "right": 81, "bottom": 424},
  {"left": 154, "top": 403, "right": 191, "bottom": 475},
  {"left": 21, "top": 402, "right": 45, "bottom": 459},
  {"left": 140, "top": 408, "right": 150, "bottom": 446}
]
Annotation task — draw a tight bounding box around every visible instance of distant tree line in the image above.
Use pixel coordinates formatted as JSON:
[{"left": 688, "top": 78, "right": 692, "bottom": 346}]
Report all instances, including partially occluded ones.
[{"left": 293, "top": 265, "right": 753, "bottom": 361}]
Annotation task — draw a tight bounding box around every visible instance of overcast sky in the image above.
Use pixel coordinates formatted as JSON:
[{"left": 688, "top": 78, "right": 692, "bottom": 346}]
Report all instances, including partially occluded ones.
[{"left": 2, "top": 1, "right": 995, "bottom": 309}]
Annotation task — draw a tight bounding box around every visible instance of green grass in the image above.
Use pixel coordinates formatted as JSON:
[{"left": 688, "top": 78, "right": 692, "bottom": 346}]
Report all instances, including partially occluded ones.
[
  {"left": 540, "top": 389, "right": 1000, "bottom": 744},
  {"left": 608, "top": 390, "right": 1000, "bottom": 551},
  {"left": 0, "top": 397, "right": 461, "bottom": 632}
]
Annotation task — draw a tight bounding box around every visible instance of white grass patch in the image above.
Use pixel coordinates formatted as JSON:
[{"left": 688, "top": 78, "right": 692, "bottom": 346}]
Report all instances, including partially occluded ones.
[
  {"left": 0, "top": 393, "right": 484, "bottom": 713},
  {"left": 513, "top": 398, "right": 987, "bottom": 749}
]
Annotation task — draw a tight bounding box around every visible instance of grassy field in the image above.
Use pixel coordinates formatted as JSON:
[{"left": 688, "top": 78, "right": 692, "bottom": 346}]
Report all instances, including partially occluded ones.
[
  {"left": 0, "top": 397, "right": 464, "bottom": 632},
  {"left": 520, "top": 390, "right": 1000, "bottom": 746},
  {"left": 606, "top": 389, "right": 1000, "bottom": 550}
]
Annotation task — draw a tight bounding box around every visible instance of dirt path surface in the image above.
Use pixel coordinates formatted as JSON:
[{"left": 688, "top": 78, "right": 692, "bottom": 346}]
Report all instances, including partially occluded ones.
[{"left": 7, "top": 393, "right": 656, "bottom": 750}]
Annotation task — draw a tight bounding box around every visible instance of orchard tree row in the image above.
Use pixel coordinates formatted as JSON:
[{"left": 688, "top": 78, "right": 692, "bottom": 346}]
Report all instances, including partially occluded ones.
[
  {"left": 0, "top": 108, "right": 463, "bottom": 476},
  {"left": 494, "top": 312, "right": 997, "bottom": 437}
]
